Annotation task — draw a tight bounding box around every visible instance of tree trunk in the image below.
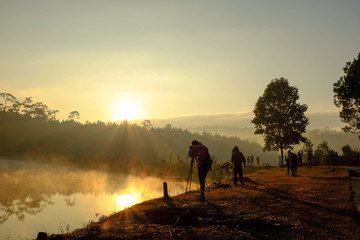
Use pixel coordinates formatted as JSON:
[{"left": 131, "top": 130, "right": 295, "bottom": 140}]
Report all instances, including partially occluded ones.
[{"left": 280, "top": 147, "right": 284, "bottom": 166}]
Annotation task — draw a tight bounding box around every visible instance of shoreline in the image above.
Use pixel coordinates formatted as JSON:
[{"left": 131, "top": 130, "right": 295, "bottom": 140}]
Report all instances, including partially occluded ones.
[{"left": 46, "top": 166, "right": 360, "bottom": 240}]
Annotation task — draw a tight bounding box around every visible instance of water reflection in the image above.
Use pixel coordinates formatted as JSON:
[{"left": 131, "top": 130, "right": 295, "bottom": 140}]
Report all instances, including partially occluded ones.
[
  {"left": 0, "top": 195, "right": 54, "bottom": 224},
  {"left": 115, "top": 192, "right": 142, "bottom": 209},
  {"left": 64, "top": 196, "right": 76, "bottom": 207},
  {"left": 0, "top": 160, "right": 186, "bottom": 239}
]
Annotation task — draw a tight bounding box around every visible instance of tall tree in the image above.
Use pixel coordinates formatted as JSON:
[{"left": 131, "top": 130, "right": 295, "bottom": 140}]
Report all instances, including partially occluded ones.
[
  {"left": 251, "top": 78, "right": 309, "bottom": 165},
  {"left": 341, "top": 144, "right": 354, "bottom": 157},
  {"left": 302, "top": 139, "right": 314, "bottom": 153},
  {"left": 21, "top": 97, "right": 33, "bottom": 116},
  {"left": 314, "top": 141, "right": 332, "bottom": 165},
  {"left": 30, "top": 102, "right": 49, "bottom": 119},
  {"left": 47, "top": 109, "right": 60, "bottom": 121},
  {"left": 68, "top": 111, "right": 80, "bottom": 121},
  {"left": 141, "top": 120, "right": 153, "bottom": 130},
  {"left": 333, "top": 52, "right": 360, "bottom": 133},
  {"left": 0, "top": 92, "right": 17, "bottom": 112}
]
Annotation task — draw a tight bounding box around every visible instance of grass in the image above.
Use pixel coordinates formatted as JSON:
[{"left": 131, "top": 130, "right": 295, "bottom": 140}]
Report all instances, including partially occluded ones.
[{"left": 48, "top": 166, "right": 360, "bottom": 240}]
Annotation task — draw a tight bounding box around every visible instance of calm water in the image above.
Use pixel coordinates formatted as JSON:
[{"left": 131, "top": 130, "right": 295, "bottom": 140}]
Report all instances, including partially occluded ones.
[{"left": 0, "top": 160, "right": 187, "bottom": 240}]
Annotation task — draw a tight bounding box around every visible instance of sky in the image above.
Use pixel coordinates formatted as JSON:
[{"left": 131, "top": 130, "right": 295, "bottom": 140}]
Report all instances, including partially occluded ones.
[{"left": 0, "top": 0, "right": 359, "bottom": 129}]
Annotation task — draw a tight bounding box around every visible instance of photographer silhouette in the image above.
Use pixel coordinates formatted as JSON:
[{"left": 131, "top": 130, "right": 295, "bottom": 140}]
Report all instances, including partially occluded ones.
[{"left": 188, "top": 140, "right": 212, "bottom": 202}]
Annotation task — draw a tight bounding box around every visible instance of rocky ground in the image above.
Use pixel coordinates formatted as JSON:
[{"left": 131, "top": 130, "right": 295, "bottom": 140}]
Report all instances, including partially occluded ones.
[{"left": 48, "top": 166, "right": 360, "bottom": 240}]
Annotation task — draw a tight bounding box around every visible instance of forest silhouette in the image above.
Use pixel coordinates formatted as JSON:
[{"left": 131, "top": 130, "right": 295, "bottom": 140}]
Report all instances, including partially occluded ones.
[{"left": 0, "top": 93, "right": 278, "bottom": 173}]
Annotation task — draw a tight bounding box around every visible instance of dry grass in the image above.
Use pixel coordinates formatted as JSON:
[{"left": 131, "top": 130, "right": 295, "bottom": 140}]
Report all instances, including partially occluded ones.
[{"left": 53, "top": 166, "right": 360, "bottom": 240}]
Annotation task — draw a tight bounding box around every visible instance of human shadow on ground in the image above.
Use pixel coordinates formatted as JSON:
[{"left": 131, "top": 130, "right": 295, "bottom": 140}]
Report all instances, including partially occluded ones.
[{"left": 242, "top": 179, "right": 359, "bottom": 237}]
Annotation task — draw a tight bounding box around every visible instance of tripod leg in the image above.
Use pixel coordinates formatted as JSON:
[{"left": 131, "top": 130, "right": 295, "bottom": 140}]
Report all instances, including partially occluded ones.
[
  {"left": 189, "top": 163, "right": 193, "bottom": 192},
  {"left": 205, "top": 180, "right": 213, "bottom": 200},
  {"left": 185, "top": 167, "right": 191, "bottom": 192},
  {"left": 190, "top": 162, "right": 194, "bottom": 192},
  {"left": 184, "top": 161, "right": 194, "bottom": 199}
]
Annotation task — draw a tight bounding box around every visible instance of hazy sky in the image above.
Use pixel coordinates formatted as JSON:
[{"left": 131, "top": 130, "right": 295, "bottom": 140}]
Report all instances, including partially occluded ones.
[{"left": 1, "top": 1, "right": 359, "bottom": 127}]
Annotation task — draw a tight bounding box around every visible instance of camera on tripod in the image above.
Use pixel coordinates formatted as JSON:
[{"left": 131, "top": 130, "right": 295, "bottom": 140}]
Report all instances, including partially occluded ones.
[{"left": 188, "top": 145, "right": 197, "bottom": 160}]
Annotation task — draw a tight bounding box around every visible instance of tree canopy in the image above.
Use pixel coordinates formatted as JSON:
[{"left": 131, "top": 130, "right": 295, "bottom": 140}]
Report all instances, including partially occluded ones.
[
  {"left": 333, "top": 52, "right": 360, "bottom": 133},
  {"left": 251, "top": 78, "right": 309, "bottom": 165}
]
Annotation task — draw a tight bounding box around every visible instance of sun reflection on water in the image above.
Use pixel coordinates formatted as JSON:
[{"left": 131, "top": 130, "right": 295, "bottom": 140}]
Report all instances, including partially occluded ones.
[{"left": 115, "top": 192, "right": 142, "bottom": 209}]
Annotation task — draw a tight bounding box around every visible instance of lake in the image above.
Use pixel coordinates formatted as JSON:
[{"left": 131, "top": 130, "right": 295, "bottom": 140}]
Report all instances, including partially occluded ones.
[{"left": 0, "top": 159, "right": 188, "bottom": 240}]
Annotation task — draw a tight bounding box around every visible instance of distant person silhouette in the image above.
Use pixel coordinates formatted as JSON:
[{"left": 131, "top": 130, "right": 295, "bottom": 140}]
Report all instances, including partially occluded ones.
[
  {"left": 298, "top": 150, "right": 303, "bottom": 166},
  {"left": 307, "top": 150, "right": 314, "bottom": 168},
  {"left": 288, "top": 150, "right": 298, "bottom": 176},
  {"left": 231, "top": 146, "right": 246, "bottom": 186},
  {"left": 188, "top": 140, "right": 212, "bottom": 202},
  {"left": 256, "top": 156, "right": 260, "bottom": 165},
  {"left": 285, "top": 154, "right": 291, "bottom": 174}
]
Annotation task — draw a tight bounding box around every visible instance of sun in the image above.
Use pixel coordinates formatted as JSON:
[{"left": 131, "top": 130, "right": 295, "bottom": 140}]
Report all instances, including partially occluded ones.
[{"left": 111, "top": 98, "right": 142, "bottom": 121}]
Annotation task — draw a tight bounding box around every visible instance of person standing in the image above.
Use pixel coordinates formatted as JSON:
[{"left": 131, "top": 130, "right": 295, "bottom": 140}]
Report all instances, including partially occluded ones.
[
  {"left": 231, "top": 146, "right": 246, "bottom": 185},
  {"left": 188, "top": 140, "right": 212, "bottom": 202},
  {"left": 298, "top": 150, "right": 304, "bottom": 166},
  {"left": 307, "top": 150, "right": 314, "bottom": 168},
  {"left": 288, "top": 150, "right": 298, "bottom": 176},
  {"left": 285, "top": 153, "right": 291, "bottom": 175}
]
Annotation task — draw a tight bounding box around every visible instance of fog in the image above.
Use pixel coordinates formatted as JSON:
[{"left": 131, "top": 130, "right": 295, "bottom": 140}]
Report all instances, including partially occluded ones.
[
  {"left": 134, "top": 111, "right": 346, "bottom": 131},
  {"left": 133, "top": 112, "right": 359, "bottom": 154},
  {"left": 0, "top": 159, "right": 188, "bottom": 239}
]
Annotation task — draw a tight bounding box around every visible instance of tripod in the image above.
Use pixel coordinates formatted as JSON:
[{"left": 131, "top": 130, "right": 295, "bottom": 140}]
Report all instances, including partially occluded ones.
[{"left": 184, "top": 158, "right": 194, "bottom": 199}]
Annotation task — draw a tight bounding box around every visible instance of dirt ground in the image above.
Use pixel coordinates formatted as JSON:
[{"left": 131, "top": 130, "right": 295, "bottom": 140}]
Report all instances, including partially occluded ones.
[{"left": 51, "top": 166, "right": 360, "bottom": 240}]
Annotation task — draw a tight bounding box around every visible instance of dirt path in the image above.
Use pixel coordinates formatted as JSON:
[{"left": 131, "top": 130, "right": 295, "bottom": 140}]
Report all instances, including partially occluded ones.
[{"left": 54, "top": 166, "right": 360, "bottom": 240}]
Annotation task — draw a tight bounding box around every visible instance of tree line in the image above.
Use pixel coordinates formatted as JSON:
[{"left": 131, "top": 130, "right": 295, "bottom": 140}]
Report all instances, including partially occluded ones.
[{"left": 0, "top": 100, "right": 278, "bottom": 172}]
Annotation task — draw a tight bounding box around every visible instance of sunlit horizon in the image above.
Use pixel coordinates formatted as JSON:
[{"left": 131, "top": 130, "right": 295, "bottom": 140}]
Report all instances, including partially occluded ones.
[
  {"left": 109, "top": 97, "right": 144, "bottom": 121},
  {"left": 2, "top": 1, "right": 359, "bottom": 128}
]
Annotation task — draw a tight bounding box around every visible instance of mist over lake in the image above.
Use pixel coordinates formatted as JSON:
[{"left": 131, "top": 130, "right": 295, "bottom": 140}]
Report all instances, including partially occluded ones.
[{"left": 0, "top": 159, "right": 187, "bottom": 239}]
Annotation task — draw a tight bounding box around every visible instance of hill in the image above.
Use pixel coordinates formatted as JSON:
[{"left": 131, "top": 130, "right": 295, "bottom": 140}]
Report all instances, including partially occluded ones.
[{"left": 49, "top": 166, "right": 360, "bottom": 240}]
